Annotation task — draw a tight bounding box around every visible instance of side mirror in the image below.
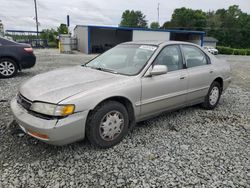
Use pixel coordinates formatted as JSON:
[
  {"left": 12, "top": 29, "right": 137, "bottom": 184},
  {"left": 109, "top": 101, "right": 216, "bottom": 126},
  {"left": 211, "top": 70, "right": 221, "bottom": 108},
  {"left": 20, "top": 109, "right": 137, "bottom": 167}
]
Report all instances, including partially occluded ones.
[{"left": 150, "top": 65, "right": 168, "bottom": 76}]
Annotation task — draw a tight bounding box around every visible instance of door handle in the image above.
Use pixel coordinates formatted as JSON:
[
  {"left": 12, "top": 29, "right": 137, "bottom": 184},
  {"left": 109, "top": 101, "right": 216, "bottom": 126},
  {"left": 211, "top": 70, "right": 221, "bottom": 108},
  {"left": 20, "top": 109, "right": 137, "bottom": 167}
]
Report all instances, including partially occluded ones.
[
  {"left": 210, "top": 70, "right": 214, "bottom": 74},
  {"left": 180, "top": 76, "right": 186, "bottom": 80}
]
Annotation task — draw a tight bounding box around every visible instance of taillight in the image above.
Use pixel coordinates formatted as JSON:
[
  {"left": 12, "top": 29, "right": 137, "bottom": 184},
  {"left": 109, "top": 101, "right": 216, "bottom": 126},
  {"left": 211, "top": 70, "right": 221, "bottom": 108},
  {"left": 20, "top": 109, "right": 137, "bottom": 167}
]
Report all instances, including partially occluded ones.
[{"left": 24, "top": 47, "right": 33, "bottom": 53}]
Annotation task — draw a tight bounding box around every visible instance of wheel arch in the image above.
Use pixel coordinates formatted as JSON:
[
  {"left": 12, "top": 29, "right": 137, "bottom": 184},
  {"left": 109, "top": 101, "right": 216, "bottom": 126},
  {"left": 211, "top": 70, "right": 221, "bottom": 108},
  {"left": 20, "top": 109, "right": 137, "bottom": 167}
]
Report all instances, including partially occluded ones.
[
  {"left": 213, "top": 77, "right": 223, "bottom": 91},
  {"left": 87, "top": 96, "right": 136, "bottom": 129},
  {"left": 0, "top": 56, "right": 21, "bottom": 70}
]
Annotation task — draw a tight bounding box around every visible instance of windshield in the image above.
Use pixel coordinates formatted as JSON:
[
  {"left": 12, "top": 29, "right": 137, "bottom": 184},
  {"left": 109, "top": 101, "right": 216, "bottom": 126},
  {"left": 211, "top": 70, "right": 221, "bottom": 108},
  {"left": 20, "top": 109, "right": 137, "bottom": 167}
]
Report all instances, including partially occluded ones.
[{"left": 86, "top": 44, "right": 157, "bottom": 75}]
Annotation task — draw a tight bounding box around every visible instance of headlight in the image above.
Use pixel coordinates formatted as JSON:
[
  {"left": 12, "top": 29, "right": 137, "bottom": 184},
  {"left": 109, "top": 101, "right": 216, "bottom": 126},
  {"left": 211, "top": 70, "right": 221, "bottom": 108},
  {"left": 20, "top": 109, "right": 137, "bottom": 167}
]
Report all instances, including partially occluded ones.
[{"left": 30, "top": 102, "right": 75, "bottom": 117}]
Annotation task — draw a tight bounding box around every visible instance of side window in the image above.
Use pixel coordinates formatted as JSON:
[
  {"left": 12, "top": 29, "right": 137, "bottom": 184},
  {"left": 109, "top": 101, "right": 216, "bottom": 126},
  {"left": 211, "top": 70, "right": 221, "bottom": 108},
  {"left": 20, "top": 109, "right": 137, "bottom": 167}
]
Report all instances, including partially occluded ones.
[
  {"left": 182, "top": 45, "right": 208, "bottom": 68},
  {"left": 154, "top": 45, "right": 183, "bottom": 72}
]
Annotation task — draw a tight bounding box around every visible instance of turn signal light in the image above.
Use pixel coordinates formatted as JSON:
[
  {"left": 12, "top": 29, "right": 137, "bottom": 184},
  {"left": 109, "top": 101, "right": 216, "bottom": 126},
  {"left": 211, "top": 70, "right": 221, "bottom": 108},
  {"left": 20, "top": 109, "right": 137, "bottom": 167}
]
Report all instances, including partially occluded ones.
[{"left": 27, "top": 129, "right": 49, "bottom": 140}]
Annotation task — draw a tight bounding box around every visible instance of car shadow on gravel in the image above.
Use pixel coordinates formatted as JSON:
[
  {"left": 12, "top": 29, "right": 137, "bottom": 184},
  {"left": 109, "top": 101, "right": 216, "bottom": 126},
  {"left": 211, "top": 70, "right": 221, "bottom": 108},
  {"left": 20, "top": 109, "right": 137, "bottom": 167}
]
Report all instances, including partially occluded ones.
[{"left": 135, "top": 105, "right": 199, "bottom": 131}]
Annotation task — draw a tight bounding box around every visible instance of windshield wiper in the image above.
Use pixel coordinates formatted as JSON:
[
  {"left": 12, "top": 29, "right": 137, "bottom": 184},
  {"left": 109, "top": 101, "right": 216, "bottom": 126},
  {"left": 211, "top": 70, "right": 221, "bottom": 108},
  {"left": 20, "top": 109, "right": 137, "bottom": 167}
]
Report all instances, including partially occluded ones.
[
  {"left": 89, "top": 66, "right": 118, "bottom": 74},
  {"left": 83, "top": 65, "right": 118, "bottom": 74}
]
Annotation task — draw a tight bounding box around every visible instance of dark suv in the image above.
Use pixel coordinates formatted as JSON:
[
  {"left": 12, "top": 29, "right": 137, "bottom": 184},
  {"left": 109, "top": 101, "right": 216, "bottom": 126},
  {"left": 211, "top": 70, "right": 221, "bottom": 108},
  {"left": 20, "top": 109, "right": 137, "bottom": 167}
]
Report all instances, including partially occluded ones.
[{"left": 0, "top": 37, "right": 36, "bottom": 78}]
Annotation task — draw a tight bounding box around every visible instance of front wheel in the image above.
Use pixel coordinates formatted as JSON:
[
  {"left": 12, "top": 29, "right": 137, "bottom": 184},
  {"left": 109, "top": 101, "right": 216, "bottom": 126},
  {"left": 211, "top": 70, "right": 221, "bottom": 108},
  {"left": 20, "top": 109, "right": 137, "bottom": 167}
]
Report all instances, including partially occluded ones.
[
  {"left": 201, "top": 81, "right": 222, "bottom": 110},
  {"left": 0, "top": 58, "right": 18, "bottom": 78},
  {"left": 86, "top": 101, "right": 129, "bottom": 148}
]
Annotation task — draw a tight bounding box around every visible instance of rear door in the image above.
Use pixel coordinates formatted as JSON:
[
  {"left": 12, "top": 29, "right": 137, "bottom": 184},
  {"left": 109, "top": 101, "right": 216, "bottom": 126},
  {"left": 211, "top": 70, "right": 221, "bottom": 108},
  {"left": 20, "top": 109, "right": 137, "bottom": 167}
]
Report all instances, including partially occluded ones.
[
  {"left": 140, "top": 45, "right": 188, "bottom": 117},
  {"left": 181, "top": 45, "right": 214, "bottom": 102}
]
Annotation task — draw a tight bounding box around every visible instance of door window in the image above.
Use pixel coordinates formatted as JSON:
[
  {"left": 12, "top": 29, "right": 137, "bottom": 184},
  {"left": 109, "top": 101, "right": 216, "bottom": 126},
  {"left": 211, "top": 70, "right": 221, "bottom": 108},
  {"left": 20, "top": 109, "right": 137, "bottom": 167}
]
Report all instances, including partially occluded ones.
[
  {"left": 182, "top": 45, "right": 208, "bottom": 68},
  {"left": 154, "top": 45, "right": 183, "bottom": 72}
]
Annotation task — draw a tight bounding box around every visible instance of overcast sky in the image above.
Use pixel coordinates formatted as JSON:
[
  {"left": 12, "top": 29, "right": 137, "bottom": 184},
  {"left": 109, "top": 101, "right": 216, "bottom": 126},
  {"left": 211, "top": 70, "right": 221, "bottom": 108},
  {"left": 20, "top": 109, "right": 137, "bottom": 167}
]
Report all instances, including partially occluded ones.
[{"left": 1, "top": 0, "right": 250, "bottom": 32}]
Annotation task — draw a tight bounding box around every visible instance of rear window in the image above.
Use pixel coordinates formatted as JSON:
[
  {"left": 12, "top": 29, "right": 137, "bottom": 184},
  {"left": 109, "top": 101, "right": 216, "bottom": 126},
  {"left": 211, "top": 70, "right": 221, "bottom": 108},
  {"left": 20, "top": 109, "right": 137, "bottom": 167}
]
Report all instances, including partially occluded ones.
[{"left": 0, "top": 38, "right": 16, "bottom": 45}]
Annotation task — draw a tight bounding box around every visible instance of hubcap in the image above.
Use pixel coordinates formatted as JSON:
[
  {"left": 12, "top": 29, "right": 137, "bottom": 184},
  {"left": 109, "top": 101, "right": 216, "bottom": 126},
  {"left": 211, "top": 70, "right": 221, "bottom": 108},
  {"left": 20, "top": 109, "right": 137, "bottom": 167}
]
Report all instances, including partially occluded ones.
[
  {"left": 0, "top": 61, "right": 15, "bottom": 76},
  {"left": 99, "top": 111, "right": 124, "bottom": 141},
  {"left": 209, "top": 86, "right": 219, "bottom": 105}
]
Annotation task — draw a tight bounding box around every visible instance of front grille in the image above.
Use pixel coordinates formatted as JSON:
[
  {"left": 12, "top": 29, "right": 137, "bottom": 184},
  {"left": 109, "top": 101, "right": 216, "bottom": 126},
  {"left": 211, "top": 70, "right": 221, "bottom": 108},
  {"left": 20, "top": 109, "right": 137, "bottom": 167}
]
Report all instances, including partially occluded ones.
[{"left": 17, "top": 93, "right": 32, "bottom": 110}]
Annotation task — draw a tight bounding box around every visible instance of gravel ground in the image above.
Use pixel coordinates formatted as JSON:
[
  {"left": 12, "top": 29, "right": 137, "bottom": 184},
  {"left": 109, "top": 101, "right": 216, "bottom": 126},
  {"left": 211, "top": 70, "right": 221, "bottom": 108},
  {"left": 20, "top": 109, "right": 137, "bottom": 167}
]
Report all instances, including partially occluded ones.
[{"left": 0, "top": 50, "right": 250, "bottom": 188}]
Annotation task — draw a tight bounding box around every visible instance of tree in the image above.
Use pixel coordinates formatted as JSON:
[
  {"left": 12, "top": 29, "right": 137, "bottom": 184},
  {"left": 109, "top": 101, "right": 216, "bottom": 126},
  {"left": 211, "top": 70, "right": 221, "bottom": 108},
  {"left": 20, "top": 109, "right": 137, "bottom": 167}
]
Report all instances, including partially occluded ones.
[
  {"left": 120, "top": 10, "right": 148, "bottom": 28},
  {"left": 161, "top": 21, "right": 173, "bottom": 29},
  {"left": 161, "top": 5, "right": 250, "bottom": 48},
  {"left": 57, "top": 23, "right": 68, "bottom": 34},
  {"left": 162, "top": 7, "right": 206, "bottom": 30},
  {"left": 40, "top": 28, "right": 57, "bottom": 42},
  {"left": 206, "top": 5, "right": 250, "bottom": 48},
  {"left": 150, "top": 22, "right": 160, "bottom": 29}
]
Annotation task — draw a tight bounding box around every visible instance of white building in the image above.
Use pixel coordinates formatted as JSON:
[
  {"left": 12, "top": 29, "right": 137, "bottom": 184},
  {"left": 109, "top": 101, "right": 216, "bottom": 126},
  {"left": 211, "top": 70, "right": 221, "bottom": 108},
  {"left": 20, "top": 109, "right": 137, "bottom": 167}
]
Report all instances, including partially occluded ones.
[
  {"left": 203, "top": 37, "right": 218, "bottom": 47},
  {"left": 74, "top": 25, "right": 205, "bottom": 54}
]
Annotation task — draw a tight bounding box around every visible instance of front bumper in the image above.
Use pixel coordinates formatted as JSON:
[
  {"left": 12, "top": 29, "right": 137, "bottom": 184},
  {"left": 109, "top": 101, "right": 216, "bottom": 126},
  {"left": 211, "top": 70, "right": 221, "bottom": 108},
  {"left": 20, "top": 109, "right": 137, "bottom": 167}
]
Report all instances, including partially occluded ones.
[{"left": 11, "top": 98, "right": 88, "bottom": 145}]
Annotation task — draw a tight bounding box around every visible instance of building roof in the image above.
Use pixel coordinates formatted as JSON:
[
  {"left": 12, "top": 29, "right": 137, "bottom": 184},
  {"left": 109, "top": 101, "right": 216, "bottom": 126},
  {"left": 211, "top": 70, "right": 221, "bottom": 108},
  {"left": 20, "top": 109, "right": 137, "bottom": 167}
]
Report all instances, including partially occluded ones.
[
  {"left": 204, "top": 37, "right": 218, "bottom": 42},
  {"left": 74, "top": 25, "right": 205, "bottom": 35},
  {"left": 5, "top": 30, "right": 43, "bottom": 34}
]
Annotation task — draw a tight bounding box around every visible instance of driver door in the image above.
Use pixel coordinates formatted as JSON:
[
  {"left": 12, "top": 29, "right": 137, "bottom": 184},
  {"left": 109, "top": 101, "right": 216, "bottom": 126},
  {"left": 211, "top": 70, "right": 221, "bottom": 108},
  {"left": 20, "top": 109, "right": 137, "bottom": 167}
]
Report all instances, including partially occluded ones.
[{"left": 140, "top": 45, "right": 188, "bottom": 117}]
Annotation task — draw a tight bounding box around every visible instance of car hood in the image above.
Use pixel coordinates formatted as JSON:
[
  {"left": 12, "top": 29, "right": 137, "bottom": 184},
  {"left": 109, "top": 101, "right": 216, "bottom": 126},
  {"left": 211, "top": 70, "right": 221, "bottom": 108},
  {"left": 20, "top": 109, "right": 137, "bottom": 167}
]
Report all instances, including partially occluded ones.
[{"left": 19, "top": 66, "right": 125, "bottom": 103}]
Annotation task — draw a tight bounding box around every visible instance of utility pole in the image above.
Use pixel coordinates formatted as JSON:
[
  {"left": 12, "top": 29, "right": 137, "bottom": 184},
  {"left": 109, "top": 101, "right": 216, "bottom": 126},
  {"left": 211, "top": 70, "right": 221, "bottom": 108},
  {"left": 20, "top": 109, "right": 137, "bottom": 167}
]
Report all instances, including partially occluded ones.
[
  {"left": 157, "top": 3, "right": 160, "bottom": 24},
  {"left": 34, "top": 0, "right": 39, "bottom": 47}
]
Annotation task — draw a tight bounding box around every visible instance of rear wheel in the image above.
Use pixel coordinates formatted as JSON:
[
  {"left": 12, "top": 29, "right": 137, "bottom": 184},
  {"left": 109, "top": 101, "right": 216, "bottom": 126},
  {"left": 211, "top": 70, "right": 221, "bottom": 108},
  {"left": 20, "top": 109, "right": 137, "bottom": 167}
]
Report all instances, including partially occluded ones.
[
  {"left": 0, "top": 58, "right": 18, "bottom": 78},
  {"left": 86, "top": 101, "right": 129, "bottom": 148},
  {"left": 201, "top": 81, "right": 222, "bottom": 110}
]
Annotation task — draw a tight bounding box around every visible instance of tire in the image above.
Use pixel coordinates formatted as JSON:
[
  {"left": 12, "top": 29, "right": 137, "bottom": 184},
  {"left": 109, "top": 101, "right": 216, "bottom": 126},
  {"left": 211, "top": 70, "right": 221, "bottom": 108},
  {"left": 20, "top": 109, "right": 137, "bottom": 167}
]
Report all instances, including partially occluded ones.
[
  {"left": 86, "top": 101, "right": 129, "bottom": 148},
  {"left": 201, "top": 81, "right": 222, "bottom": 110},
  {"left": 0, "top": 58, "right": 18, "bottom": 78}
]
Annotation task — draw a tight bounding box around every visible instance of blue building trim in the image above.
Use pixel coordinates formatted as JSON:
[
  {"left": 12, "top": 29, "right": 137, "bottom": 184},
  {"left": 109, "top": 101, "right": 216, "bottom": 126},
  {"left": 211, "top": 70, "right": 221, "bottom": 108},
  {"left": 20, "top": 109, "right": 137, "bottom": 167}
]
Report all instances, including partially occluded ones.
[{"left": 76, "top": 25, "right": 205, "bottom": 35}]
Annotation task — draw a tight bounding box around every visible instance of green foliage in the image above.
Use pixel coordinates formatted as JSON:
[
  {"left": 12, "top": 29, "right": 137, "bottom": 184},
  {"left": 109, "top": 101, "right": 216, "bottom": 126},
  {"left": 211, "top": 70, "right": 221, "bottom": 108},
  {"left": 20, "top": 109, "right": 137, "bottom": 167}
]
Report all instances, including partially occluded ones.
[
  {"left": 216, "top": 46, "right": 234, "bottom": 55},
  {"left": 162, "top": 7, "right": 206, "bottom": 30},
  {"left": 48, "top": 41, "right": 58, "bottom": 48},
  {"left": 40, "top": 23, "right": 69, "bottom": 48},
  {"left": 40, "top": 29, "right": 57, "bottom": 42},
  {"left": 239, "top": 49, "right": 246, "bottom": 55},
  {"left": 233, "top": 49, "right": 240, "bottom": 55},
  {"left": 217, "top": 46, "right": 250, "bottom": 55},
  {"left": 160, "top": 5, "right": 250, "bottom": 48},
  {"left": 206, "top": 5, "right": 250, "bottom": 48},
  {"left": 150, "top": 22, "right": 160, "bottom": 29},
  {"left": 120, "top": 10, "right": 148, "bottom": 28},
  {"left": 57, "top": 23, "right": 68, "bottom": 34},
  {"left": 233, "top": 49, "right": 247, "bottom": 55}
]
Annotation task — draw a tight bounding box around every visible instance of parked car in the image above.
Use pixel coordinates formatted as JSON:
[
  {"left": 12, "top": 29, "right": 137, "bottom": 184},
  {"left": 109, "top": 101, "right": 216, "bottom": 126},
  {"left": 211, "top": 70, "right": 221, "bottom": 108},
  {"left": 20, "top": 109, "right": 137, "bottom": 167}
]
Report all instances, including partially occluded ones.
[
  {"left": 0, "top": 37, "right": 36, "bottom": 78},
  {"left": 11, "top": 41, "right": 231, "bottom": 148},
  {"left": 203, "top": 46, "right": 219, "bottom": 55}
]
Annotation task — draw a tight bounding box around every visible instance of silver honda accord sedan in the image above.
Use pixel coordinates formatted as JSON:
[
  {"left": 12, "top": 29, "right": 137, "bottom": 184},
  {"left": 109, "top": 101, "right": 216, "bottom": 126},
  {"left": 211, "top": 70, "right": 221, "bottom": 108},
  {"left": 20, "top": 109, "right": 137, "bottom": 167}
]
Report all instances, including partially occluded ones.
[{"left": 11, "top": 41, "right": 231, "bottom": 148}]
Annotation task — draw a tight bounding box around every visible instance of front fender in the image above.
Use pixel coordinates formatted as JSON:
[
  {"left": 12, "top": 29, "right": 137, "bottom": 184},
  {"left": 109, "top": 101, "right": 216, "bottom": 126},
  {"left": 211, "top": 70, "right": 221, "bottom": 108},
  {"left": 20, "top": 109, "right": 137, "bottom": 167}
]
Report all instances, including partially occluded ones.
[{"left": 59, "top": 77, "right": 142, "bottom": 117}]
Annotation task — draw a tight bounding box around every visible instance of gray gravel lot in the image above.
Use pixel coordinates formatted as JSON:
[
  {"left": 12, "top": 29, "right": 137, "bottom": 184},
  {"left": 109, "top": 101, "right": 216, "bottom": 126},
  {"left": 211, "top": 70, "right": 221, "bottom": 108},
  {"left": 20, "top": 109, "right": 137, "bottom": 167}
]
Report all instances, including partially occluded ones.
[{"left": 0, "top": 49, "right": 250, "bottom": 187}]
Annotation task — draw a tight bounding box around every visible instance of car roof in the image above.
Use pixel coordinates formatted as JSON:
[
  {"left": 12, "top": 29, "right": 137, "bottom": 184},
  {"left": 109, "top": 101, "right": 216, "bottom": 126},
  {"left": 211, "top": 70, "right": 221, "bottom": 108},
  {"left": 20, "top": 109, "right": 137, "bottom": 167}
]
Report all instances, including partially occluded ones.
[{"left": 122, "top": 40, "right": 200, "bottom": 47}]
